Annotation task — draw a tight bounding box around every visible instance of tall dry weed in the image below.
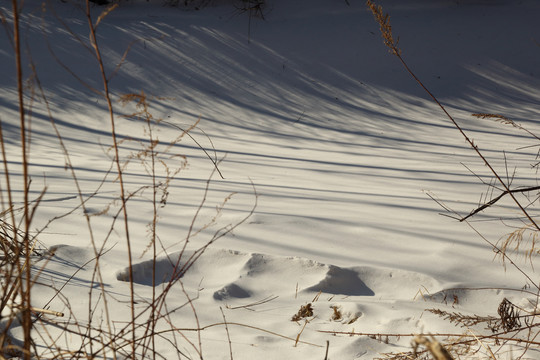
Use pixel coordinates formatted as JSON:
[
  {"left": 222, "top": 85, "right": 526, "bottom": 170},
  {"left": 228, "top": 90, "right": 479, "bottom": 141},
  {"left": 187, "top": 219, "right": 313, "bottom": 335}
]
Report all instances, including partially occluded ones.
[
  {"left": 0, "top": 1, "right": 260, "bottom": 358},
  {"left": 361, "top": 1, "right": 540, "bottom": 359}
]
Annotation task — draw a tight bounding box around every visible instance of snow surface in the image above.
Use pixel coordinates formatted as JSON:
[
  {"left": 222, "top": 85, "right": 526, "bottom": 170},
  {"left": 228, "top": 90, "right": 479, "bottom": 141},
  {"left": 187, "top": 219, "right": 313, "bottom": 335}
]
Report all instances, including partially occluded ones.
[{"left": 1, "top": 0, "right": 540, "bottom": 358}]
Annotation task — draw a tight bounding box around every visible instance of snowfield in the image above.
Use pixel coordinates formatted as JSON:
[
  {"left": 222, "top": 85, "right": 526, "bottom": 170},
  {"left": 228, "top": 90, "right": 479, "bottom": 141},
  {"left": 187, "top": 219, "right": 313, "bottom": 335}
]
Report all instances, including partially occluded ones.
[{"left": 1, "top": 0, "right": 540, "bottom": 358}]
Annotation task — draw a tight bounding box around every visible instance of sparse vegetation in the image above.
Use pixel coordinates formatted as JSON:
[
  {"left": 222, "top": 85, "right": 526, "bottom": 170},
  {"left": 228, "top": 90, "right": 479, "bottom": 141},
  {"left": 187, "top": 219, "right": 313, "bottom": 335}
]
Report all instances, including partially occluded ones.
[
  {"left": 366, "top": 0, "right": 540, "bottom": 358},
  {"left": 291, "top": 303, "right": 313, "bottom": 322},
  {"left": 331, "top": 305, "right": 342, "bottom": 321},
  {"left": 1, "top": 0, "right": 258, "bottom": 358},
  {"left": 2, "top": 0, "right": 538, "bottom": 359}
]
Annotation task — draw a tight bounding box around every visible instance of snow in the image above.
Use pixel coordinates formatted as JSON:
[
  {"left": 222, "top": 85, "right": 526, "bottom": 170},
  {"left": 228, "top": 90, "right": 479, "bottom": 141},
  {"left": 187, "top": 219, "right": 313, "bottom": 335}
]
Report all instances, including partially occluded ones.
[{"left": 1, "top": 0, "right": 540, "bottom": 358}]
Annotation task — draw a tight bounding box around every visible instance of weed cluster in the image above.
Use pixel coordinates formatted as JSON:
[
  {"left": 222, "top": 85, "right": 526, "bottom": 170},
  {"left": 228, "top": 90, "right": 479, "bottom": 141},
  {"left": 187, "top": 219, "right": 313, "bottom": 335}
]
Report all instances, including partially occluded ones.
[
  {"left": 291, "top": 303, "right": 313, "bottom": 322},
  {"left": 0, "top": 1, "right": 256, "bottom": 358}
]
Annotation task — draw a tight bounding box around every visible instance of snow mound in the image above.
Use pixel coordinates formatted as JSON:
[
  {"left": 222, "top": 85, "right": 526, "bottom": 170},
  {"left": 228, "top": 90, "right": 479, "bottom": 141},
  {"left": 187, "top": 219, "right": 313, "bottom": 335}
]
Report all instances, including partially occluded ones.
[{"left": 118, "top": 248, "right": 440, "bottom": 300}]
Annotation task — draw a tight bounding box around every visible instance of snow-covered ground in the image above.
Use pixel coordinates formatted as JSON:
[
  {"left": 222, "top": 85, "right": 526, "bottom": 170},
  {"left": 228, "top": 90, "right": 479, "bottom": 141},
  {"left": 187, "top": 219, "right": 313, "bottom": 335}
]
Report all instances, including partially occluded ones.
[{"left": 1, "top": 0, "right": 540, "bottom": 358}]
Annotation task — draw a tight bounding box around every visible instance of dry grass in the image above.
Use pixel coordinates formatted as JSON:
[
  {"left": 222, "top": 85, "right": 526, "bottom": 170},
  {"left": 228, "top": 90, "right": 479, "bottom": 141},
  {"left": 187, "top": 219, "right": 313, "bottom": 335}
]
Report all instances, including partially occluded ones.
[
  {"left": 331, "top": 305, "right": 342, "bottom": 321},
  {"left": 363, "top": 1, "right": 540, "bottom": 359},
  {"left": 291, "top": 303, "right": 314, "bottom": 322},
  {"left": 4, "top": 0, "right": 539, "bottom": 359},
  {"left": 0, "top": 1, "right": 262, "bottom": 359}
]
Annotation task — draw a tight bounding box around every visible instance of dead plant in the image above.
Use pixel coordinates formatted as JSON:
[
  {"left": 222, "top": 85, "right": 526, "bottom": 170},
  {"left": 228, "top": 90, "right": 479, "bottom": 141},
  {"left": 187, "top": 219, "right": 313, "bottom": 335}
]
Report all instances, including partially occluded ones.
[
  {"left": 292, "top": 303, "right": 314, "bottom": 322},
  {"left": 364, "top": 1, "right": 540, "bottom": 358},
  {"left": 1, "top": 1, "right": 259, "bottom": 358}
]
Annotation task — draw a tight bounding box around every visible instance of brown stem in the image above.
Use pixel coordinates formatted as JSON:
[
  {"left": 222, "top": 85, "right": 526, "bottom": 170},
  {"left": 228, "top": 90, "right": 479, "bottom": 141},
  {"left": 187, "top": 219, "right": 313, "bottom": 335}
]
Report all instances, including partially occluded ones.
[
  {"left": 84, "top": 1, "right": 135, "bottom": 356},
  {"left": 11, "top": 0, "right": 32, "bottom": 358}
]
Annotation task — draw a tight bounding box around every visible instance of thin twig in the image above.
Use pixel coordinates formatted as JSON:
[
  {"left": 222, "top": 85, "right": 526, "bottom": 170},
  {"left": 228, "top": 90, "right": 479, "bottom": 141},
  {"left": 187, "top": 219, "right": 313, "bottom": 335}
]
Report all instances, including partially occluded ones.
[
  {"left": 461, "top": 186, "right": 540, "bottom": 222},
  {"left": 163, "top": 120, "right": 225, "bottom": 179},
  {"left": 220, "top": 307, "right": 234, "bottom": 360},
  {"left": 85, "top": 1, "right": 136, "bottom": 354},
  {"left": 367, "top": 0, "right": 540, "bottom": 234},
  {"left": 226, "top": 295, "right": 278, "bottom": 310},
  {"left": 324, "top": 340, "right": 329, "bottom": 360}
]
